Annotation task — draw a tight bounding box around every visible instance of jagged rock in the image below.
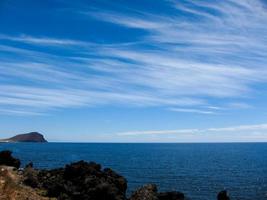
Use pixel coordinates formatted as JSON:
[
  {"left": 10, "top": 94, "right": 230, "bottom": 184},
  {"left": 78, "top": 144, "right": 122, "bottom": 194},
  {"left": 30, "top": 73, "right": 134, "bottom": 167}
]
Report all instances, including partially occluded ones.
[
  {"left": 158, "top": 191, "right": 185, "bottom": 200},
  {"left": 129, "top": 184, "right": 185, "bottom": 200},
  {"left": 129, "top": 184, "right": 158, "bottom": 200},
  {"left": 29, "top": 160, "right": 128, "bottom": 200},
  {"left": 0, "top": 150, "right": 21, "bottom": 169},
  {"left": 217, "top": 190, "right": 230, "bottom": 200},
  {"left": 23, "top": 162, "right": 39, "bottom": 188}
]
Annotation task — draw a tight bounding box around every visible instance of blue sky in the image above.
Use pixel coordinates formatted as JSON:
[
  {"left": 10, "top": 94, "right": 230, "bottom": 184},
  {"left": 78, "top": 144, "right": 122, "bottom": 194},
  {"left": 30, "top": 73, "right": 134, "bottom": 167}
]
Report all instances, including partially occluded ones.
[{"left": 1, "top": 0, "right": 267, "bottom": 142}]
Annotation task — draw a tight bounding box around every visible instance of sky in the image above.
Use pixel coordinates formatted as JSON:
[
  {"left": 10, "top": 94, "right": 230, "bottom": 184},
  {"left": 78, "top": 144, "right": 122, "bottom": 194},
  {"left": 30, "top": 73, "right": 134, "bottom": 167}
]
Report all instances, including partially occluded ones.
[{"left": 1, "top": 0, "right": 267, "bottom": 142}]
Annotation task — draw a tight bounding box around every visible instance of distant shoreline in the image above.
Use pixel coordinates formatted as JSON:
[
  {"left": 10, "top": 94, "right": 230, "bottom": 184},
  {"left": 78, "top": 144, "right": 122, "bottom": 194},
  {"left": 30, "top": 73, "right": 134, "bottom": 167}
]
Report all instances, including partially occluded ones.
[{"left": 2, "top": 141, "right": 266, "bottom": 144}]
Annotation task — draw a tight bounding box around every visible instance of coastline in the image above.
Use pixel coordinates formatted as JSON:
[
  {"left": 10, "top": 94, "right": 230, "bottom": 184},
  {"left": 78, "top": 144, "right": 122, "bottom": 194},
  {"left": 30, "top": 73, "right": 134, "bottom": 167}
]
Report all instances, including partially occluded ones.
[
  {"left": 1, "top": 142, "right": 266, "bottom": 199},
  {"left": 0, "top": 150, "right": 230, "bottom": 200}
]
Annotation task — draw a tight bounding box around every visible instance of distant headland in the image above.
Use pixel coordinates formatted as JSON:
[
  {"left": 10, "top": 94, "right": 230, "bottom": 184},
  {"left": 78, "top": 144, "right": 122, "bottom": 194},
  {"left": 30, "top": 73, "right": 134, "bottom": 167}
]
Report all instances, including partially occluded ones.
[{"left": 0, "top": 132, "right": 47, "bottom": 143}]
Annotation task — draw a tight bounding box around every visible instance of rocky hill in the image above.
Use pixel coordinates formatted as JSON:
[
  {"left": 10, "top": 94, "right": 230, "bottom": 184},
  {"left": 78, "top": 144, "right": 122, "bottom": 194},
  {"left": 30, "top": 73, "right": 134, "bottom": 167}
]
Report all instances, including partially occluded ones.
[{"left": 0, "top": 132, "right": 47, "bottom": 143}]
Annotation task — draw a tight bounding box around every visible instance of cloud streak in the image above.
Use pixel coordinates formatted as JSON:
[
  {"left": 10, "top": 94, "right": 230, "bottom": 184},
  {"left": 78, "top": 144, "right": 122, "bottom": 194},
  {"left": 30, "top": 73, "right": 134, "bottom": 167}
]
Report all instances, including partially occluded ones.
[
  {"left": 0, "top": 34, "right": 87, "bottom": 46},
  {"left": 1, "top": 0, "right": 267, "bottom": 115},
  {"left": 169, "top": 108, "right": 215, "bottom": 115},
  {"left": 116, "top": 123, "right": 267, "bottom": 137}
]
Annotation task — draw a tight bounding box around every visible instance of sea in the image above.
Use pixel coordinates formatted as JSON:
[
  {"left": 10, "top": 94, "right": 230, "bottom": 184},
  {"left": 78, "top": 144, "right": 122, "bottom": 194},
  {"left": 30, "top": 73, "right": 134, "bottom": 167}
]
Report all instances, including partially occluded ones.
[{"left": 0, "top": 143, "right": 267, "bottom": 200}]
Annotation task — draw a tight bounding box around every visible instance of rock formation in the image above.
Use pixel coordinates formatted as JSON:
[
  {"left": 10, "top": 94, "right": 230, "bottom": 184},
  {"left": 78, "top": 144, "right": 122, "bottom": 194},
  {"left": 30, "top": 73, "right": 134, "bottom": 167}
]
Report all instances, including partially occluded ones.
[
  {"left": 217, "top": 190, "right": 230, "bottom": 200},
  {"left": 158, "top": 191, "right": 185, "bottom": 200},
  {"left": 129, "top": 184, "right": 158, "bottom": 200},
  {"left": 24, "top": 160, "right": 127, "bottom": 200},
  {"left": 0, "top": 150, "right": 231, "bottom": 200},
  {"left": 0, "top": 150, "right": 21, "bottom": 169},
  {"left": 129, "top": 184, "right": 185, "bottom": 200}
]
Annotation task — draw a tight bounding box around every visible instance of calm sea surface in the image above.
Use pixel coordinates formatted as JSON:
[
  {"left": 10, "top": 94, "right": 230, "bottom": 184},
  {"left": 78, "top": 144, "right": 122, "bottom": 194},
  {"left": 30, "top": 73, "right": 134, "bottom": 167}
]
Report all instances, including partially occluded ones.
[{"left": 0, "top": 143, "right": 267, "bottom": 200}]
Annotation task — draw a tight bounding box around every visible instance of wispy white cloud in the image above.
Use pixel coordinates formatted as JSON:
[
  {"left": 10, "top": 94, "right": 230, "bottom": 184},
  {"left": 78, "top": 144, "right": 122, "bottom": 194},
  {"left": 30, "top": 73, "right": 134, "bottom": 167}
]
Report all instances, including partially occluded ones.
[
  {"left": 207, "top": 124, "right": 267, "bottom": 132},
  {"left": 0, "top": 108, "right": 45, "bottom": 116},
  {"left": 116, "top": 123, "right": 267, "bottom": 137},
  {"left": 116, "top": 129, "right": 199, "bottom": 136},
  {"left": 1, "top": 0, "right": 267, "bottom": 115},
  {"left": 0, "top": 34, "right": 87, "bottom": 46},
  {"left": 84, "top": 11, "right": 169, "bottom": 30},
  {"left": 169, "top": 108, "right": 215, "bottom": 115}
]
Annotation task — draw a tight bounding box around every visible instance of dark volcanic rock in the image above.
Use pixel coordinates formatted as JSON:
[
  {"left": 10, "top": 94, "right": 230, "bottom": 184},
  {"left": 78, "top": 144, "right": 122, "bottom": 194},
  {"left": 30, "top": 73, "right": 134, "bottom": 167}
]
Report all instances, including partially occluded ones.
[
  {"left": 129, "top": 184, "right": 185, "bottom": 200},
  {"left": 129, "top": 184, "right": 158, "bottom": 200},
  {"left": 0, "top": 150, "right": 231, "bottom": 200},
  {"left": 5, "top": 132, "right": 48, "bottom": 143},
  {"left": 217, "top": 190, "right": 230, "bottom": 200},
  {"left": 0, "top": 150, "right": 21, "bottom": 168},
  {"left": 158, "top": 191, "right": 185, "bottom": 200},
  {"left": 23, "top": 162, "right": 39, "bottom": 188},
  {"left": 24, "top": 160, "right": 127, "bottom": 200}
]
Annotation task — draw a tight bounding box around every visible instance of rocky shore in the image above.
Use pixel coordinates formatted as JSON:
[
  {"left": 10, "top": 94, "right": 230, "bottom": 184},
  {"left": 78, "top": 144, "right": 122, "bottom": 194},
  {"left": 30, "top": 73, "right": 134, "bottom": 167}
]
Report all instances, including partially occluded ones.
[{"left": 0, "top": 150, "right": 230, "bottom": 200}]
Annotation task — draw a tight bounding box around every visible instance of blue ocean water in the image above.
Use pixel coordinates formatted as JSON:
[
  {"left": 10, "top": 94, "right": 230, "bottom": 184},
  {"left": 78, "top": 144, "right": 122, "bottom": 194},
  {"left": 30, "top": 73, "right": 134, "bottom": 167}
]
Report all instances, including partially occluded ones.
[{"left": 0, "top": 143, "right": 267, "bottom": 200}]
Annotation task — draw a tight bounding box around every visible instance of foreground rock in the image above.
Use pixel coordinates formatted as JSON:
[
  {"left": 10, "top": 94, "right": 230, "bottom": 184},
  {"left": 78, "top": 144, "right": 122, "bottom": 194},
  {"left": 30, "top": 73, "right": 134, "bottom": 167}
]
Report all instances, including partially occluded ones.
[
  {"left": 0, "top": 166, "right": 54, "bottom": 200},
  {"left": 129, "top": 184, "right": 185, "bottom": 200},
  {"left": 0, "top": 150, "right": 231, "bottom": 200},
  {"left": 217, "top": 190, "right": 230, "bottom": 200},
  {"left": 129, "top": 184, "right": 158, "bottom": 200},
  {"left": 0, "top": 151, "right": 21, "bottom": 169},
  {"left": 24, "top": 160, "right": 127, "bottom": 200},
  {"left": 158, "top": 191, "right": 185, "bottom": 200}
]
